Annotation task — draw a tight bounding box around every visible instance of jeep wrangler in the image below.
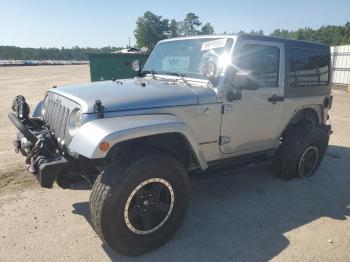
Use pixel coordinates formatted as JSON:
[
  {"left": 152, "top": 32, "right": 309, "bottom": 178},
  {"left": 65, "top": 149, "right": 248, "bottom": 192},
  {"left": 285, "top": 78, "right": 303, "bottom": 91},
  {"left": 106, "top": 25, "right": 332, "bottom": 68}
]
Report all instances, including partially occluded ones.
[{"left": 9, "top": 35, "right": 332, "bottom": 255}]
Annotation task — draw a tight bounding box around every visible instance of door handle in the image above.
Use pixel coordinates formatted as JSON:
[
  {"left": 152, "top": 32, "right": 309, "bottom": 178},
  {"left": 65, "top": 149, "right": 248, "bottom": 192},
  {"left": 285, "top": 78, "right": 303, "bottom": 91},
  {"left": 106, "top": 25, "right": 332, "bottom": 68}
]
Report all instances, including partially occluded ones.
[{"left": 268, "top": 95, "right": 284, "bottom": 104}]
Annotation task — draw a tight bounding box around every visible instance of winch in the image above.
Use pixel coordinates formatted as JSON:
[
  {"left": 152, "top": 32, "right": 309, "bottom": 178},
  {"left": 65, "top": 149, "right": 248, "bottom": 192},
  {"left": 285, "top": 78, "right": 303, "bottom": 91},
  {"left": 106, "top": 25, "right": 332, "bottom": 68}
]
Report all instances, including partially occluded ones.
[{"left": 9, "top": 95, "right": 69, "bottom": 188}]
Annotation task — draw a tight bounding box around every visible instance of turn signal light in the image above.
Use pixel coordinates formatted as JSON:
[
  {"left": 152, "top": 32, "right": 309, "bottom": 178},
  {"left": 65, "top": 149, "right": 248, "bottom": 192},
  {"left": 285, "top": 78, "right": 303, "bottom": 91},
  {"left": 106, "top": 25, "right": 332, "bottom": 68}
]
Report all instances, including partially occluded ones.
[{"left": 99, "top": 142, "right": 110, "bottom": 152}]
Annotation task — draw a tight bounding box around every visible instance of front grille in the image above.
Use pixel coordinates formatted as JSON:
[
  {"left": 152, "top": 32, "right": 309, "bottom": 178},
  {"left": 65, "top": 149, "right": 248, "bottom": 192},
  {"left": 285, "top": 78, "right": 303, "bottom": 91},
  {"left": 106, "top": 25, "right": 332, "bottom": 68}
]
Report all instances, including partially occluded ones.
[{"left": 44, "top": 98, "right": 70, "bottom": 143}]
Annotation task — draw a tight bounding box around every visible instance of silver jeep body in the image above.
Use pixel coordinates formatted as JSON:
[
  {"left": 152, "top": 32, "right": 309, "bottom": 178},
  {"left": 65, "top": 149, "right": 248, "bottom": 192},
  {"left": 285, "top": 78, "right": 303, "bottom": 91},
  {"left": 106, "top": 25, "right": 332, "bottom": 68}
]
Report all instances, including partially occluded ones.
[
  {"left": 8, "top": 34, "right": 332, "bottom": 255},
  {"left": 30, "top": 34, "right": 331, "bottom": 179}
]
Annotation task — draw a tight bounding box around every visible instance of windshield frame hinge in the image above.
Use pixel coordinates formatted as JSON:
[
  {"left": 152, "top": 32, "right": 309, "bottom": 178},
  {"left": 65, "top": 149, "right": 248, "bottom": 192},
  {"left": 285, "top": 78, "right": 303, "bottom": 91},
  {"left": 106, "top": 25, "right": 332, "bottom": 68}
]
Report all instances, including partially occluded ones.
[
  {"left": 222, "top": 104, "right": 233, "bottom": 114},
  {"left": 219, "top": 136, "right": 231, "bottom": 145}
]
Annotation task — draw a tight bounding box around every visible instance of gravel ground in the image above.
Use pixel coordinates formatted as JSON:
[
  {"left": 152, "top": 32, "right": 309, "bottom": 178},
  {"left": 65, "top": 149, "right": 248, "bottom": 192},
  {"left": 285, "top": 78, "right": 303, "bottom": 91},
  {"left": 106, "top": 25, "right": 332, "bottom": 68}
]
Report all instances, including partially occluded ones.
[
  {"left": 0, "top": 66, "right": 350, "bottom": 261},
  {"left": 0, "top": 65, "right": 90, "bottom": 196}
]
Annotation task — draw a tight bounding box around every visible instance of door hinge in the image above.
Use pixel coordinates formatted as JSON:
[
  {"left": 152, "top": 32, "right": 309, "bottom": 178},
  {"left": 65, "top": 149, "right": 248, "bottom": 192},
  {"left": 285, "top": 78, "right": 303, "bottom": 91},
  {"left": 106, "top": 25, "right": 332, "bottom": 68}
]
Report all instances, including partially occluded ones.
[
  {"left": 219, "top": 136, "right": 231, "bottom": 145},
  {"left": 222, "top": 104, "right": 233, "bottom": 114}
]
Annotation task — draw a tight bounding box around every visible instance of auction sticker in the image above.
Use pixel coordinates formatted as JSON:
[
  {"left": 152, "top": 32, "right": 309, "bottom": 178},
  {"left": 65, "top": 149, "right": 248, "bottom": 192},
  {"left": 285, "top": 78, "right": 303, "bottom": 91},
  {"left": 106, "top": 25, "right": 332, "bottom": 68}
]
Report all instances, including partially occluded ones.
[
  {"left": 162, "top": 56, "right": 190, "bottom": 71},
  {"left": 201, "top": 38, "right": 227, "bottom": 51}
]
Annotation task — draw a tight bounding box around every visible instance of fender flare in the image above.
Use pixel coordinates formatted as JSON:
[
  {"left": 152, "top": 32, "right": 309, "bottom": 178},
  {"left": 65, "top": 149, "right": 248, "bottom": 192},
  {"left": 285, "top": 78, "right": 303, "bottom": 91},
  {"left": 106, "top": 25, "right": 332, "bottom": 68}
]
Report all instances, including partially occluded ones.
[
  {"left": 288, "top": 104, "right": 325, "bottom": 126},
  {"left": 68, "top": 114, "right": 208, "bottom": 170},
  {"left": 278, "top": 104, "right": 325, "bottom": 141}
]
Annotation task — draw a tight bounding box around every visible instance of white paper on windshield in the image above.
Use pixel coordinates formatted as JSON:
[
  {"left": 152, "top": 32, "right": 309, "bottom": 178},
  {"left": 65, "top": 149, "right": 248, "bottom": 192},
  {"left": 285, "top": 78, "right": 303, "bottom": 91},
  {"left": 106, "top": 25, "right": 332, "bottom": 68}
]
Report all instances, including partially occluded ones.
[
  {"left": 162, "top": 56, "right": 190, "bottom": 71},
  {"left": 201, "top": 38, "right": 227, "bottom": 51}
]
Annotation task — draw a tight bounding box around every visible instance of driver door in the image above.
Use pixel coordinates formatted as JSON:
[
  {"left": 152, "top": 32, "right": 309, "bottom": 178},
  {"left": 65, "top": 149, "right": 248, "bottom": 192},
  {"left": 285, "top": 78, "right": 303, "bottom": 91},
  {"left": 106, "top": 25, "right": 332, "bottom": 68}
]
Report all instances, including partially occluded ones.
[{"left": 220, "top": 40, "right": 285, "bottom": 155}]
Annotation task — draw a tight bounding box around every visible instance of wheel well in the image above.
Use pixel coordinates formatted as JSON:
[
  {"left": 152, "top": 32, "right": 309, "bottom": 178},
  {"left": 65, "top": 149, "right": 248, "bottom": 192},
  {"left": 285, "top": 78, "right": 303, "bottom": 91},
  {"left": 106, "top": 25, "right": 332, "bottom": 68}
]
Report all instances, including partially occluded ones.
[
  {"left": 280, "top": 108, "right": 320, "bottom": 139},
  {"left": 106, "top": 133, "right": 196, "bottom": 169},
  {"left": 287, "top": 108, "right": 320, "bottom": 127}
]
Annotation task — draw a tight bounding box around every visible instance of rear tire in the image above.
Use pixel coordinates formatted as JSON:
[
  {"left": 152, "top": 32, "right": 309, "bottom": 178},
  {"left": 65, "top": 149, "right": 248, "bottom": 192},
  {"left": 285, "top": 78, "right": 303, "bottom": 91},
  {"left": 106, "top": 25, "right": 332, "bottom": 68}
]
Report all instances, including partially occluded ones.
[
  {"left": 274, "top": 124, "right": 330, "bottom": 180},
  {"left": 89, "top": 149, "right": 189, "bottom": 256}
]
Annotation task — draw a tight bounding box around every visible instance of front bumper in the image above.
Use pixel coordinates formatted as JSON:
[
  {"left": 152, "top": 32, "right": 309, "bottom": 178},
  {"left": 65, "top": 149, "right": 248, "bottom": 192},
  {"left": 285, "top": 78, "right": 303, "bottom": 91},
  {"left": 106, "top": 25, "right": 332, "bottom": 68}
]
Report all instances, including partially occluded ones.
[
  {"left": 9, "top": 106, "right": 71, "bottom": 188},
  {"left": 35, "top": 155, "right": 70, "bottom": 188}
]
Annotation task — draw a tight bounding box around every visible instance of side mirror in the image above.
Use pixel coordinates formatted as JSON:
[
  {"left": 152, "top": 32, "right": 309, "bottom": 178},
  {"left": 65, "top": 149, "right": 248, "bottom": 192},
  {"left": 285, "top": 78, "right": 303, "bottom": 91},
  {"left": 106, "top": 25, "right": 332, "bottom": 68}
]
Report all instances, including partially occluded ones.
[
  {"left": 235, "top": 71, "right": 259, "bottom": 90},
  {"left": 131, "top": 60, "right": 142, "bottom": 75}
]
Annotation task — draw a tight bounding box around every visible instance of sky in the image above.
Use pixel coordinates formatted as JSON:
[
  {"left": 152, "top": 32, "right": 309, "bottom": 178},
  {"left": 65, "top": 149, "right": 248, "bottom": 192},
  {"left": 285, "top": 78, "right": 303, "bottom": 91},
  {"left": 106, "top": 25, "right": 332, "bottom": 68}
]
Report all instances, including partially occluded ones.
[{"left": 0, "top": 0, "right": 349, "bottom": 48}]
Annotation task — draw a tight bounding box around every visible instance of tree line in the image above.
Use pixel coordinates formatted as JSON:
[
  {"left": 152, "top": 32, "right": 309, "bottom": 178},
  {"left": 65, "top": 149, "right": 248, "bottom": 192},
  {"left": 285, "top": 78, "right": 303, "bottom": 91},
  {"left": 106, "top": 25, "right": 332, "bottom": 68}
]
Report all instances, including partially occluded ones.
[
  {"left": 0, "top": 46, "right": 123, "bottom": 61},
  {"left": 269, "top": 23, "right": 350, "bottom": 46},
  {"left": 1, "top": 10, "right": 350, "bottom": 60},
  {"left": 134, "top": 12, "right": 350, "bottom": 48}
]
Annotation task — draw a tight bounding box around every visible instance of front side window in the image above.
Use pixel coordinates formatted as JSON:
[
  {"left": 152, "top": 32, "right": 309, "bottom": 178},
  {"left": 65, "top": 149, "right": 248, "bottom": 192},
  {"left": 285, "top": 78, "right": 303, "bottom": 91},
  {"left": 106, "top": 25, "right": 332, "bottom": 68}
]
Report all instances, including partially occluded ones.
[
  {"left": 289, "top": 48, "right": 330, "bottom": 87},
  {"left": 236, "top": 44, "right": 280, "bottom": 87},
  {"left": 143, "top": 38, "right": 234, "bottom": 79}
]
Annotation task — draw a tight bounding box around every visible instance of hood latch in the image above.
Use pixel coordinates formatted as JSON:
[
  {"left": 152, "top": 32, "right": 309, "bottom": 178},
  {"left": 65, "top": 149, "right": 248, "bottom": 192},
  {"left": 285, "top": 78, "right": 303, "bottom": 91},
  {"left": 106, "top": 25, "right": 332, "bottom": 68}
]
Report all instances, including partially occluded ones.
[{"left": 94, "top": 100, "right": 104, "bottom": 119}]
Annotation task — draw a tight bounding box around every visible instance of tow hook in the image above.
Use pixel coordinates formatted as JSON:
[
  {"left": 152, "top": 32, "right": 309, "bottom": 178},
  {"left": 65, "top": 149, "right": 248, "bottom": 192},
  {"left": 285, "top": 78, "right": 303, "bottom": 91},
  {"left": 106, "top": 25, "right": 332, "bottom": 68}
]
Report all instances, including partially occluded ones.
[
  {"left": 25, "top": 157, "right": 37, "bottom": 174},
  {"left": 13, "top": 140, "right": 21, "bottom": 154}
]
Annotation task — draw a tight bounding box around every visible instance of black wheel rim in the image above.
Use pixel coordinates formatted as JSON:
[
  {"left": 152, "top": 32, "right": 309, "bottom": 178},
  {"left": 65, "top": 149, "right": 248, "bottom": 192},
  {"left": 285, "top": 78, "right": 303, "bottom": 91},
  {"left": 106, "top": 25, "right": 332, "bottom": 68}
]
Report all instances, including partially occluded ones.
[
  {"left": 298, "top": 146, "right": 319, "bottom": 177},
  {"left": 124, "top": 178, "right": 174, "bottom": 235}
]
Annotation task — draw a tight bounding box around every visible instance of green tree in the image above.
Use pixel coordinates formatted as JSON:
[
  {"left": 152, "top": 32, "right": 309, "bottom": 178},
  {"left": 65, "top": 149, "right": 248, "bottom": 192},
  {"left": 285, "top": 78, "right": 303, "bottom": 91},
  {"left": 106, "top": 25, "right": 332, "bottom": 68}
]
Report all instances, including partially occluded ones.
[
  {"left": 134, "top": 11, "right": 170, "bottom": 49},
  {"left": 200, "top": 23, "right": 214, "bottom": 35},
  {"left": 179, "top": 13, "right": 202, "bottom": 36},
  {"left": 169, "top": 19, "right": 179, "bottom": 38}
]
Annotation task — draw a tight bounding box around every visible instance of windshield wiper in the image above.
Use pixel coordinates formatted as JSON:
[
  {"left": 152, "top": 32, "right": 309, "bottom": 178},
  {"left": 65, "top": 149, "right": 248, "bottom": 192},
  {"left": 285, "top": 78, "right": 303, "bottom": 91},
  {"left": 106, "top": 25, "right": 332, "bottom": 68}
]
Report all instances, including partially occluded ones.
[
  {"left": 165, "top": 72, "right": 191, "bottom": 86},
  {"left": 141, "top": 69, "right": 156, "bottom": 79}
]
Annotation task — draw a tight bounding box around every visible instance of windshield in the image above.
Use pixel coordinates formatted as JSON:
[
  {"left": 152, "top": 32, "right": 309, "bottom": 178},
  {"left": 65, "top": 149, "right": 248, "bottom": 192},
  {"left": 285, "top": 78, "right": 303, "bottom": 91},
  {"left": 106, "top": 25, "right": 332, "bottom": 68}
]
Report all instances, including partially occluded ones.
[{"left": 143, "top": 38, "right": 234, "bottom": 80}]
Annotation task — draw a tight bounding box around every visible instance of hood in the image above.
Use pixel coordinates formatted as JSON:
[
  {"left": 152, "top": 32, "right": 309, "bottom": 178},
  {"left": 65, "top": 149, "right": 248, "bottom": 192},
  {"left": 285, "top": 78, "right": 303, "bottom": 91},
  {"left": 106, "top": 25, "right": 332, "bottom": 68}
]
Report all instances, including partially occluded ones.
[{"left": 50, "top": 79, "right": 217, "bottom": 113}]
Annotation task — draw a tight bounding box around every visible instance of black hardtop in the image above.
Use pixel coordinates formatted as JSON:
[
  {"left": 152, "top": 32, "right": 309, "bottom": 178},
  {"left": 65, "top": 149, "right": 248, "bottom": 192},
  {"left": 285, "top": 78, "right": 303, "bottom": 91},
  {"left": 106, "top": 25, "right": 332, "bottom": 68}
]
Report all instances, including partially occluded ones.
[{"left": 239, "top": 34, "right": 330, "bottom": 51}]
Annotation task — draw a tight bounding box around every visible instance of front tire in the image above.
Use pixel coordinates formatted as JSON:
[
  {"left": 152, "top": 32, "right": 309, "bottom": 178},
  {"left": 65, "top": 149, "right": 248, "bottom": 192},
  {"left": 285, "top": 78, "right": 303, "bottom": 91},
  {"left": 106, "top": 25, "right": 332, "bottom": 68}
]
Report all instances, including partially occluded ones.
[
  {"left": 274, "top": 124, "right": 330, "bottom": 180},
  {"left": 89, "top": 149, "right": 189, "bottom": 256}
]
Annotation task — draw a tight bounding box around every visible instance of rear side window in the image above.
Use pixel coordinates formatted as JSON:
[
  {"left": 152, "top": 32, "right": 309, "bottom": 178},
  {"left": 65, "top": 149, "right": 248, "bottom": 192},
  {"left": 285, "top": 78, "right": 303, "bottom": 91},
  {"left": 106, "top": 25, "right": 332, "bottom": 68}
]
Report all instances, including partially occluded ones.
[
  {"left": 237, "top": 44, "right": 280, "bottom": 87},
  {"left": 289, "top": 48, "right": 330, "bottom": 87}
]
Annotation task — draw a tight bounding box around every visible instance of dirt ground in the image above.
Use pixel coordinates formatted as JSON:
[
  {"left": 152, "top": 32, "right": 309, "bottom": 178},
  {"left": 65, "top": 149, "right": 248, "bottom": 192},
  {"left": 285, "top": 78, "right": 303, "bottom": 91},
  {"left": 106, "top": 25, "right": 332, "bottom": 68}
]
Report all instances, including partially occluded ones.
[
  {"left": 0, "top": 65, "right": 90, "bottom": 196},
  {"left": 0, "top": 65, "right": 350, "bottom": 261}
]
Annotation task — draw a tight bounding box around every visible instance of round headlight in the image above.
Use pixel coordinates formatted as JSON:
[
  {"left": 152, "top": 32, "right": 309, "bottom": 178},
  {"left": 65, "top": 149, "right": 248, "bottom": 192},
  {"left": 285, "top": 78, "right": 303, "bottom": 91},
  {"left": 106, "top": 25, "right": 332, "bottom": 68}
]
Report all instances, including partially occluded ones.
[
  {"left": 74, "top": 110, "right": 83, "bottom": 128},
  {"left": 68, "top": 109, "right": 83, "bottom": 136}
]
